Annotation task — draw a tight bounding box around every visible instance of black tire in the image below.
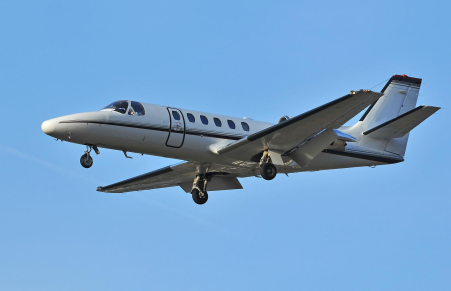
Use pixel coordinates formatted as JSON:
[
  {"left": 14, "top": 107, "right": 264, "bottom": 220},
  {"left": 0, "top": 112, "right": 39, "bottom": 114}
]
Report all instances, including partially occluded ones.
[
  {"left": 191, "top": 189, "right": 208, "bottom": 205},
  {"left": 260, "top": 163, "right": 277, "bottom": 180},
  {"left": 80, "top": 153, "right": 93, "bottom": 168}
]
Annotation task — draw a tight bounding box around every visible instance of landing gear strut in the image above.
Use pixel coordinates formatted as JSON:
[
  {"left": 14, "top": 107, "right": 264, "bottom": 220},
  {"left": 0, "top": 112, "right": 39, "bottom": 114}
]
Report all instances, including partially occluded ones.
[
  {"left": 80, "top": 145, "right": 94, "bottom": 168},
  {"left": 191, "top": 175, "right": 209, "bottom": 205},
  {"left": 259, "top": 151, "right": 277, "bottom": 180}
]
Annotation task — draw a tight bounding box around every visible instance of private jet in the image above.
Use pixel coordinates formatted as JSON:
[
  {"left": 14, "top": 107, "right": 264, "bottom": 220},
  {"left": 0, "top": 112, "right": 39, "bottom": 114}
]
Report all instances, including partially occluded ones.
[{"left": 41, "top": 75, "right": 439, "bottom": 204}]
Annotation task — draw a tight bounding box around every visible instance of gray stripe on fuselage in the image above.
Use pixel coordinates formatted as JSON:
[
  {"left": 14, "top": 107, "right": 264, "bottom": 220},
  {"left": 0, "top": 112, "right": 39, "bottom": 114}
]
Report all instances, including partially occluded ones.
[{"left": 60, "top": 120, "right": 244, "bottom": 141}]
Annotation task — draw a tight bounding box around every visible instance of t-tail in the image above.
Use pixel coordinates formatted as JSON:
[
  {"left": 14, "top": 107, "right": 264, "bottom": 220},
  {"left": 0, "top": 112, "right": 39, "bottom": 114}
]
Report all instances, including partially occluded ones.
[{"left": 341, "top": 75, "right": 440, "bottom": 157}]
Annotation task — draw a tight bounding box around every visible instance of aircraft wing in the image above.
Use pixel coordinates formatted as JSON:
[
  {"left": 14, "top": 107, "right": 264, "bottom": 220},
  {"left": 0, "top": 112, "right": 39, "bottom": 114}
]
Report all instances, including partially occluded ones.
[
  {"left": 217, "top": 90, "right": 383, "bottom": 161},
  {"left": 97, "top": 161, "right": 246, "bottom": 193}
]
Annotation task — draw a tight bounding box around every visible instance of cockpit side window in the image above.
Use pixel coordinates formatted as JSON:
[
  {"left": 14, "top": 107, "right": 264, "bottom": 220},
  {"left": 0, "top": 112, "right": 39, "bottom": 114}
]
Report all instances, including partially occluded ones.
[
  {"left": 102, "top": 100, "right": 129, "bottom": 114},
  {"left": 129, "top": 101, "right": 145, "bottom": 116}
]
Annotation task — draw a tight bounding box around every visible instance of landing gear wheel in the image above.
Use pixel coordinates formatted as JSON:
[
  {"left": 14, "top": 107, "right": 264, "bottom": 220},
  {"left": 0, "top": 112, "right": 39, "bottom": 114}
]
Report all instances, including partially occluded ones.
[
  {"left": 80, "top": 153, "right": 93, "bottom": 168},
  {"left": 191, "top": 189, "right": 208, "bottom": 205},
  {"left": 260, "top": 163, "right": 277, "bottom": 180}
]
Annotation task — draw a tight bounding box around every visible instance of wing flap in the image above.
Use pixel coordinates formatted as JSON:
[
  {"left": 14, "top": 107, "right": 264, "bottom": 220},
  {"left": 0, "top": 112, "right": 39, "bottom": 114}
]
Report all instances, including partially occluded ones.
[
  {"left": 288, "top": 129, "right": 338, "bottom": 167},
  {"left": 179, "top": 176, "right": 243, "bottom": 193},
  {"left": 363, "top": 105, "right": 440, "bottom": 139}
]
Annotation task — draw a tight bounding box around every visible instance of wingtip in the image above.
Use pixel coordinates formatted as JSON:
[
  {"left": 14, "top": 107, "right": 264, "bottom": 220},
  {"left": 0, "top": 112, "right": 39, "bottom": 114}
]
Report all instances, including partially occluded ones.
[{"left": 420, "top": 105, "right": 441, "bottom": 112}]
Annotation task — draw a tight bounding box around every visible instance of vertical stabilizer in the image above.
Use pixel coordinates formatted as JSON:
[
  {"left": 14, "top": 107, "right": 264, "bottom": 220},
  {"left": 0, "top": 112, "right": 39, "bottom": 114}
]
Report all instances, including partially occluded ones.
[
  {"left": 342, "top": 75, "right": 423, "bottom": 156},
  {"left": 360, "top": 75, "right": 422, "bottom": 131}
]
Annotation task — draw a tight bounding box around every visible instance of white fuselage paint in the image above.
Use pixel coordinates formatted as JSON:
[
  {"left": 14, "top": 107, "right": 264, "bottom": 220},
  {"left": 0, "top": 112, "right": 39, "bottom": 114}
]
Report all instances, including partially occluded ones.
[{"left": 41, "top": 102, "right": 402, "bottom": 176}]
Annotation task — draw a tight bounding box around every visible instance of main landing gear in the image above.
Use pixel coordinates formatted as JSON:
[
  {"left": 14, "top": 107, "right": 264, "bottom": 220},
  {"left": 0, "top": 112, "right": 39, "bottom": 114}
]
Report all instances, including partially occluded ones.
[
  {"left": 259, "top": 151, "right": 277, "bottom": 180},
  {"left": 191, "top": 175, "right": 209, "bottom": 205},
  {"left": 80, "top": 145, "right": 99, "bottom": 168}
]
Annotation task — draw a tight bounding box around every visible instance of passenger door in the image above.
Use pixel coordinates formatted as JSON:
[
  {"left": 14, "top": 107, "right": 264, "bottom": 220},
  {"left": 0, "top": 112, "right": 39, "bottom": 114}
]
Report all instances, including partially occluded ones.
[{"left": 166, "top": 108, "right": 185, "bottom": 148}]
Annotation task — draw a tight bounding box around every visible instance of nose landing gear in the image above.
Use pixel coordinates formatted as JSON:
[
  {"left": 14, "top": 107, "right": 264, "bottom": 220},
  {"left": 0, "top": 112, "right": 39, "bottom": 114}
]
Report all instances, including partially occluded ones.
[
  {"left": 80, "top": 145, "right": 99, "bottom": 168},
  {"left": 80, "top": 152, "right": 93, "bottom": 168},
  {"left": 191, "top": 175, "right": 209, "bottom": 205}
]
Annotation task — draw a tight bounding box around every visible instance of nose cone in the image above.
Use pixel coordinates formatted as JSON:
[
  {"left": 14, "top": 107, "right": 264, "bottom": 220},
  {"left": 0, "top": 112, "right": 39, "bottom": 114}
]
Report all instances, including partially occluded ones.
[{"left": 41, "top": 119, "right": 58, "bottom": 136}]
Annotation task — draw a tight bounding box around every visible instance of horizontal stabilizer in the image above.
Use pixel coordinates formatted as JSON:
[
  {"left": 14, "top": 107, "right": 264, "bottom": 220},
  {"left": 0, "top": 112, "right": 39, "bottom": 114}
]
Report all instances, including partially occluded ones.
[{"left": 363, "top": 105, "right": 440, "bottom": 139}]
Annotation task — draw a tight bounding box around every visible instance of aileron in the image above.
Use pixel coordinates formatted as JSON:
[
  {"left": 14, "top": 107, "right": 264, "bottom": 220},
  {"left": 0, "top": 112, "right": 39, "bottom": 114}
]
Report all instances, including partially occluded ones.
[{"left": 97, "top": 162, "right": 196, "bottom": 193}]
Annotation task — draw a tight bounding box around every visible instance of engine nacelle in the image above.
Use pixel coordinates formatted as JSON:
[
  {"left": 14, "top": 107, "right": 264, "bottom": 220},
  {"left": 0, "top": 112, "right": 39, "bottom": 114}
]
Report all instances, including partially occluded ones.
[{"left": 277, "top": 115, "right": 293, "bottom": 124}]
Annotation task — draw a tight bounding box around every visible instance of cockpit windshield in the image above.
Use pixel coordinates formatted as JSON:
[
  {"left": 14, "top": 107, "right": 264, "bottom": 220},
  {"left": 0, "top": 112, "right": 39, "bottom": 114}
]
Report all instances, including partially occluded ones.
[
  {"left": 101, "top": 100, "right": 146, "bottom": 115},
  {"left": 102, "top": 100, "right": 129, "bottom": 114}
]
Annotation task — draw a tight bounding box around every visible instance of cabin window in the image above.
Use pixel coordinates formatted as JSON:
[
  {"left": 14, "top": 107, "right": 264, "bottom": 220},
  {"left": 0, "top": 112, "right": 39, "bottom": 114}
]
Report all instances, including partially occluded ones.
[
  {"left": 129, "top": 101, "right": 145, "bottom": 116},
  {"left": 227, "top": 120, "right": 236, "bottom": 129},
  {"left": 214, "top": 118, "right": 222, "bottom": 127},
  {"left": 102, "top": 100, "right": 129, "bottom": 114},
  {"left": 187, "top": 113, "right": 195, "bottom": 123},
  {"left": 200, "top": 115, "right": 208, "bottom": 125},
  {"left": 172, "top": 111, "right": 181, "bottom": 120},
  {"left": 241, "top": 122, "right": 250, "bottom": 131}
]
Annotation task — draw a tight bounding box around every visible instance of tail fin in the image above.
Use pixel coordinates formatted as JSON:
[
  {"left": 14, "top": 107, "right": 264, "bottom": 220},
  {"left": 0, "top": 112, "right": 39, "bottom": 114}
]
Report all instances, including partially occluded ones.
[
  {"left": 342, "top": 75, "right": 439, "bottom": 156},
  {"left": 360, "top": 74, "right": 422, "bottom": 131}
]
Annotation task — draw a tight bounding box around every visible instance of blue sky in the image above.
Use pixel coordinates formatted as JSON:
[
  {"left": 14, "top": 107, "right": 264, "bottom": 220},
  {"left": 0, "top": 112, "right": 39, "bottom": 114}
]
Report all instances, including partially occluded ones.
[{"left": 1, "top": 0, "right": 450, "bottom": 290}]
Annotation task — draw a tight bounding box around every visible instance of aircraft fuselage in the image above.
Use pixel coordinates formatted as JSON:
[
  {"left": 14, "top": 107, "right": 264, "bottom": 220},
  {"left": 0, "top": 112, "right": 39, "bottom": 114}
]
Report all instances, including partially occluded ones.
[{"left": 42, "top": 101, "right": 401, "bottom": 175}]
